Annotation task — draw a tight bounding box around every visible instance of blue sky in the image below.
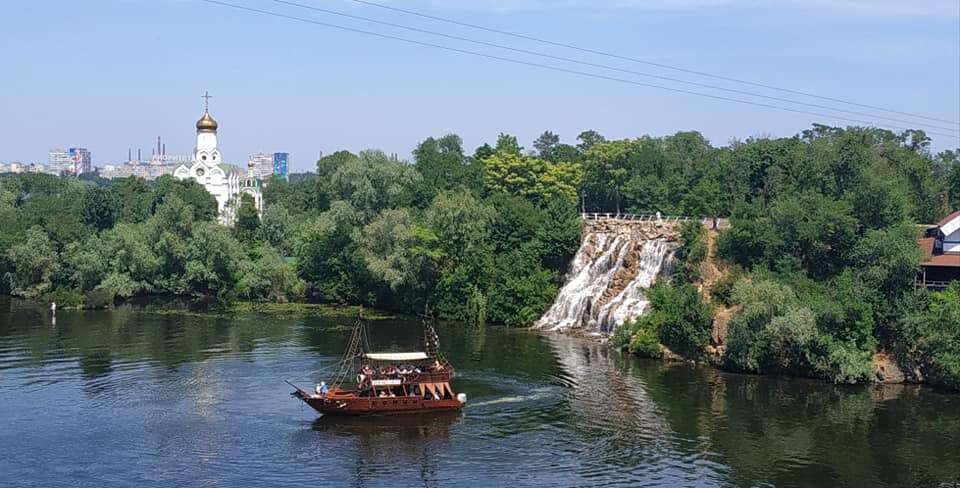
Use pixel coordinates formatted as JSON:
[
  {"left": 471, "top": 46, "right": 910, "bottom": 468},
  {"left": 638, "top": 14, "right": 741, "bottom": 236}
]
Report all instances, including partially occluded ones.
[{"left": 1, "top": 0, "right": 957, "bottom": 171}]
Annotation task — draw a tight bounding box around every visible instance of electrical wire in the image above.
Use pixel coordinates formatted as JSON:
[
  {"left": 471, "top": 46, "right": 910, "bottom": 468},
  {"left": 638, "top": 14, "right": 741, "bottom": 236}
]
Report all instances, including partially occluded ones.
[
  {"left": 348, "top": 0, "right": 960, "bottom": 127},
  {"left": 199, "top": 0, "right": 960, "bottom": 139},
  {"left": 265, "top": 0, "right": 957, "bottom": 133}
]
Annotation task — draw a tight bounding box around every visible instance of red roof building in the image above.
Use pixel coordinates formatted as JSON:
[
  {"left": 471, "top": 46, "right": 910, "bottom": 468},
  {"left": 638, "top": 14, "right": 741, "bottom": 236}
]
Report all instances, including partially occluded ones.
[{"left": 919, "top": 211, "right": 960, "bottom": 289}]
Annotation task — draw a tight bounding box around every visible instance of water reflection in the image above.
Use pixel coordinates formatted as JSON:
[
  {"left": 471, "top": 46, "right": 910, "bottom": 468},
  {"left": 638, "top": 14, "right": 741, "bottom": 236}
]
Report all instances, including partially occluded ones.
[
  {"left": 311, "top": 413, "right": 460, "bottom": 488},
  {"left": 0, "top": 297, "right": 958, "bottom": 487}
]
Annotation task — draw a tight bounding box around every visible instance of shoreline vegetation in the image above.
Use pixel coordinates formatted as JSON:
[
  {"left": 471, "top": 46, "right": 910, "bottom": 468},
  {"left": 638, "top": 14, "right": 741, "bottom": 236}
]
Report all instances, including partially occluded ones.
[{"left": 2, "top": 125, "right": 959, "bottom": 391}]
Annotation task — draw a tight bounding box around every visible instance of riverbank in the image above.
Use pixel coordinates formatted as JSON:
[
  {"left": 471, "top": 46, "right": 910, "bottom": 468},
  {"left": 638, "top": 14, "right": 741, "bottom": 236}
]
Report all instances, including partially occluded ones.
[
  {"left": 607, "top": 225, "right": 960, "bottom": 393},
  {"left": 25, "top": 291, "right": 400, "bottom": 320}
]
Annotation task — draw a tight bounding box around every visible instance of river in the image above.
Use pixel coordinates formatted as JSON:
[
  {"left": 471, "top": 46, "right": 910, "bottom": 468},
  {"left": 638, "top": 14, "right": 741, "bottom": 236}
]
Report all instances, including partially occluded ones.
[{"left": 0, "top": 298, "right": 957, "bottom": 487}]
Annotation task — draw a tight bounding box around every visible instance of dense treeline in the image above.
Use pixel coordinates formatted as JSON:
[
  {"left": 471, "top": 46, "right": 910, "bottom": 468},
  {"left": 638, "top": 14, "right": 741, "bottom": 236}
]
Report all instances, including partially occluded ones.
[
  {"left": 0, "top": 132, "right": 587, "bottom": 326},
  {"left": 608, "top": 126, "right": 960, "bottom": 389},
  {"left": 260, "top": 136, "right": 585, "bottom": 326},
  {"left": 2, "top": 125, "right": 960, "bottom": 386}
]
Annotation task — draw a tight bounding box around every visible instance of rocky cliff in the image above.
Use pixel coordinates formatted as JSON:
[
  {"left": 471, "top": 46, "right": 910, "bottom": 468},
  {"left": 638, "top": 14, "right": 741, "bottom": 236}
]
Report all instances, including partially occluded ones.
[{"left": 535, "top": 218, "right": 682, "bottom": 333}]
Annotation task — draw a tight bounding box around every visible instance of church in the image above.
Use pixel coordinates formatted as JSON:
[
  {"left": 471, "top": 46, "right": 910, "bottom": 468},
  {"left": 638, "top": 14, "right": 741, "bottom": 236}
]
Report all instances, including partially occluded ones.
[{"left": 174, "top": 94, "right": 263, "bottom": 225}]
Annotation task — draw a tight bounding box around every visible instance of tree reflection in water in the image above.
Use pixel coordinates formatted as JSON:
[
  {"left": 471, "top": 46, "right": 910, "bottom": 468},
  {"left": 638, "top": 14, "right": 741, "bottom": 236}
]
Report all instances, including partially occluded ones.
[{"left": 1, "top": 297, "right": 958, "bottom": 487}]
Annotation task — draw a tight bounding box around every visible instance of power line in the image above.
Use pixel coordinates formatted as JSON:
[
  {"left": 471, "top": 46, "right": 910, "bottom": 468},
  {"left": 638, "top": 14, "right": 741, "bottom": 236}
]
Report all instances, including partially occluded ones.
[
  {"left": 199, "top": 0, "right": 959, "bottom": 139},
  {"left": 267, "top": 0, "right": 957, "bottom": 133},
  {"left": 348, "top": 0, "right": 960, "bottom": 127}
]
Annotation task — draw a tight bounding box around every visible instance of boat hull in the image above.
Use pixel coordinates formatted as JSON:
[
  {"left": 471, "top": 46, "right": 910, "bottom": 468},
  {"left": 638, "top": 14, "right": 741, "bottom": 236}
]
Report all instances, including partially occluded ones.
[{"left": 296, "top": 391, "right": 463, "bottom": 416}]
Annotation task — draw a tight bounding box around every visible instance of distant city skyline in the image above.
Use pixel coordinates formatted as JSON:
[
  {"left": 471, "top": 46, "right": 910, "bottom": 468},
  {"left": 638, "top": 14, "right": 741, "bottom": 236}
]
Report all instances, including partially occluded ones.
[{"left": 1, "top": 0, "right": 957, "bottom": 171}]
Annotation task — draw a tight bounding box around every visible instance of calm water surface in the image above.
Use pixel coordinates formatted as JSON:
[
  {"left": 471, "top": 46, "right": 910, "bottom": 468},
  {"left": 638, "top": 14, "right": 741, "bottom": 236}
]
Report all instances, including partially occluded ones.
[{"left": 1, "top": 298, "right": 958, "bottom": 487}]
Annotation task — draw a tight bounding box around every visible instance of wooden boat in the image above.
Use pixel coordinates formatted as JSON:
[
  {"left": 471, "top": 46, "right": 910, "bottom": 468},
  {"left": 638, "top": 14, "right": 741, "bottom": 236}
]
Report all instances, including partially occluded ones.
[{"left": 289, "top": 312, "right": 466, "bottom": 416}]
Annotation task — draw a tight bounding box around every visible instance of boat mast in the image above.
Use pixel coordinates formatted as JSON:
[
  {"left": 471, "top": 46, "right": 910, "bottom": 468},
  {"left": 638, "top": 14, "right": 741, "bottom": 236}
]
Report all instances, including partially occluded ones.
[
  {"left": 421, "top": 306, "right": 445, "bottom": 364},
  {"left": 331, "top": 311, "right": 369, "bottom": 389}
]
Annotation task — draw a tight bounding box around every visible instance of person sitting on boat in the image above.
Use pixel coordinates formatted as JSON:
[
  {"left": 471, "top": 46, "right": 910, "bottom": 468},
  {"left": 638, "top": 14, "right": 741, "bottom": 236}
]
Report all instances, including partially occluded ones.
[
  {"left": 433, "top": 360, "right": 444, "bottom": 371},
  {"left": 378, "top": 390, "right": 388, "bottom": 398},
  {"left": 315, "top": 381, "right": 329, "bottom": 397}
]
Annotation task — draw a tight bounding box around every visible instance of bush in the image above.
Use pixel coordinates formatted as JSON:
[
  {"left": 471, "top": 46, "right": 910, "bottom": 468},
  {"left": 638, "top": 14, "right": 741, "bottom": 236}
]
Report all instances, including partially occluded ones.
[
  {"left": 629, "top": 318, "right": 663, "bottom": 358},
  {"left": 711, "top": 265, "right": 744, "bottom": 306},
  {"left": 611, "top": 318, "right": 640, "bottom": 350},
  {"left": 613, "top": 283, "right": 712, "bottom": 360},
  {"left": 725, "top": 279, "right": 799, "bottom": 373},
  {"left": 612, "top": 315, "right": 663, "bottom": 358},
  {"left": 673, "top": 221, "right": 707, "bottom": 284},
  {"left": 44, "top": 288, "right": 83, "bottom": 308},
  {"left": 97, "top": 272, "right": 141, "bottom": 299},
  {"left": 725, "top": 277, "right": 875, "bottom": 383},
  {"left": 235, "top": 245, "right": 306, "bottom": 303},
  {"left": 82, "top": 288, "right": 115, "bottom": 310},
  {"left": 651, "top": 283, "right": 713, "bottom": 359},
  {"left": 810, "top": 335, "right": 874, "bottom": 384},
  {"left": 900, "top": 284, "right": 960, "bottom": 390}
]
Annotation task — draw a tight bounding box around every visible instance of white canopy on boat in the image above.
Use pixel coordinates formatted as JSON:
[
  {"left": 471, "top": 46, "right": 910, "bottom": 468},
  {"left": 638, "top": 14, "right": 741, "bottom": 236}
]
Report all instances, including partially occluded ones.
[{"left": 365, "top": 352, "right": 428, "bottom": 361}]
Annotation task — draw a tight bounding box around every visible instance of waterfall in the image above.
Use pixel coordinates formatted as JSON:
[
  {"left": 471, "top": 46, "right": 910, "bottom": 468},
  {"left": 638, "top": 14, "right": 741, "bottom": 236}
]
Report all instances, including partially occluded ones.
[{"left": 535, "top": 220, "right": 677, "bottom": 333}]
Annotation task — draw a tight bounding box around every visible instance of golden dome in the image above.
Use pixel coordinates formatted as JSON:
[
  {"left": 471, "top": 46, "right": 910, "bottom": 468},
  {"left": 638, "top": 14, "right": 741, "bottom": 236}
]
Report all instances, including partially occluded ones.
[{"left": 196, "top": 111, "right": 218, "bottom": 131}]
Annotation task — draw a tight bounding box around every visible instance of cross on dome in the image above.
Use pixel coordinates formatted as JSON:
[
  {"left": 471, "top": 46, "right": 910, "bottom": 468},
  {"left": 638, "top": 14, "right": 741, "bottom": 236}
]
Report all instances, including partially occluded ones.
[{"left": 196, "top": 91, "right": 218, "bottom": 132}]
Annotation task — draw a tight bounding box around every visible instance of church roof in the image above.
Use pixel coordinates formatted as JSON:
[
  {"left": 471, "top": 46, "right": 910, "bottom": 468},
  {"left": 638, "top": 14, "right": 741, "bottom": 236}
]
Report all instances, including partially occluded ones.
[
  {"left": 196, "top": 111, "right": 218, "bottom": 131},
  {"left": 218, "top": 163, "right": 240, "bottom": 175}
]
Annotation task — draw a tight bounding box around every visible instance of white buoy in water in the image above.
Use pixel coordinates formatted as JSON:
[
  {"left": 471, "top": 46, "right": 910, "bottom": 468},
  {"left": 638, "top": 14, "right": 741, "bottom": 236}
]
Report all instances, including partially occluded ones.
[{"left": 457, "top": 393, "right": 467, "bottom": 404}]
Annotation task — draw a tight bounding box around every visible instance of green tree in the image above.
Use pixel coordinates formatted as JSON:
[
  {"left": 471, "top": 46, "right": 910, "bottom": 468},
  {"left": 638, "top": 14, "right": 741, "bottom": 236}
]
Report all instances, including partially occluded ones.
[
  {"left": 576, "top": 130, "right": 607, "bottom": 152},
  {"left": 4, "top": 226, "right": 59, "bottom": 298},
  {"left": 183, "top": 222, "right": 245, "bottom": 297},
  {"left": 107, "top": 177, "right": 154, "bottom": 223},
  {"left": 413, "top": 134, "right": 478, "bottom": 202},
  {"left": 236, "top": 245, "right": 306, "bottom": 302},
  {"left": 328, "top": 150, "right": 421, "bottom": 221},
  {"left": 494, "top": 133, "right": 522, "bottom": 155},
  {"left": 482, "top": 152, "right": 582, "bottom": 204},
  {"left": 533, "top": 131, "right": 560, "bottom": 161},
  {"left": 648, "top": 283, "right": 714, "bottom": 359},
  {"left": 297, "top": 201, "right": 365, "bottom": 302},
  {"left": 582, "top": 139, "right": 635, "bottom": 212},
  {"left": 356, "top": 208, "right": 437, "bottom": 299},
  {"left": 424, "top": 191, "right": 493, "bottom": 261},
  {"left": 486, "top": 248, "right": 557, "bottom": 326},
  {"left": 258, "top": 203, "right": 296, "bottom": 256},
  {"left": 902, "top": 285, "right": 960, "bottom": 390},
  {"left": 152, "top": 175, "right": 218, "bottom": 222},
  {"left": 234, "top": 193, "right": 260, "bottom": 244},
  {"left": 80, "top": 187, "right": 117, "bottom": 231},
  {"left": 317, "top": 150, "right": 360, "bottom": 179}
]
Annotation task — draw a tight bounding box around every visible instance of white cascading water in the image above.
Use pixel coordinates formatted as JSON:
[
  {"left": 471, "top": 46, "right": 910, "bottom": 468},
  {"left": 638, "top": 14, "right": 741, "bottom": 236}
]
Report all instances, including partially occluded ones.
[{"left": 535, "top": 222, "right": 674, "bottom": 333}]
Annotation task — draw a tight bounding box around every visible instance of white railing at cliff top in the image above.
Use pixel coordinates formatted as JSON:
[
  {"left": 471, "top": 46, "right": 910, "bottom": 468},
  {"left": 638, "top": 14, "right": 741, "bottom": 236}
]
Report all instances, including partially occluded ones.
[
  {"left": 580, "top": 213, "right": 729, "bottom": 229},
  {"left": 582, "top": 212, "right": 694, "bottom": 223}
]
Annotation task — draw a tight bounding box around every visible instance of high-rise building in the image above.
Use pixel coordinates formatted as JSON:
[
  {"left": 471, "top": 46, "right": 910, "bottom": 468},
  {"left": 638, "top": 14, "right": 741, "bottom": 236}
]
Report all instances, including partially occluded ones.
[
  {"left": 48, "top": 147, "right": 91, "bottom": 174},
  {"left": 69, "top": 147, "right": 91, "bottom": 174},
  {"left": 247, "top": 153, "right": 274, "bottom": 179},
  {"left": 273, "top": 152, "right": 288, "bottom": 180},
  {"left": 48, "top": 148, "right": 71, "bottom": 170}
]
